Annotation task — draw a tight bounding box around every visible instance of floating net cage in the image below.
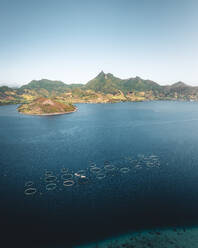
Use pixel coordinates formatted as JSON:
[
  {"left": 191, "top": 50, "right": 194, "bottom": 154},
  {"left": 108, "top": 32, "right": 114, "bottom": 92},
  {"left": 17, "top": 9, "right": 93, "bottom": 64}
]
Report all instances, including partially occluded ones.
[
  {"left": 104, "top": 164, "right": 116, "bottom": 172},
  {"left": 44, "top": 175, "right": 57, "bottom": 183},
  {"left": 24, "top": 154, "right": 161, "bottom": 196},
  {"left": 61, "top": 168, "right": 68, "bottom": 173},
  {"left": 45, "top": 171, "right": 54, "bottom": 177},
  {"left": 25, "top": 181, "right": 34, "bottom": 187},
  {"left": 24, "top": 188, "right": 37, "bottom": 196},
  {"left": 90, "top": 166, "right": 102, "bottom": 174},
  {"left": 46, "top": 183, "right": 57, "bottom": 191},
  {"left": 61, "top": 173, "right": 73, "bottom": 180},
  {"left": 63, "top": 180, "right": 75, "bottom": 187},
  {"left": 89, "top": 161, "right": 96, "bottom": 167},
  {"left": 104, "top": 160, "right": 110, "bottom": 165},
  {"left": 120, "top": 167, "right": 130, "bottom": 174},
  {"left": 96, "top": 173, "right": 106, "bottom": 180}
]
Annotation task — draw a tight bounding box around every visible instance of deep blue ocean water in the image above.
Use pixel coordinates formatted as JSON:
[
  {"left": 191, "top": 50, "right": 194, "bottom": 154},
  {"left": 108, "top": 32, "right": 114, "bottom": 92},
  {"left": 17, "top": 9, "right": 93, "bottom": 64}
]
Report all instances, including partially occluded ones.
[{"left": 1, "top": 101, "right": 198, "bottom": 247}]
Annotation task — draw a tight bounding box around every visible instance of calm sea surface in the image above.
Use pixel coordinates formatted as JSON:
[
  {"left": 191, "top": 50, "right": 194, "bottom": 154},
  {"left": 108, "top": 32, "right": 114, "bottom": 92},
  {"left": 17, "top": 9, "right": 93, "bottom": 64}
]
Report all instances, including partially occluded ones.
[{"left": 1, "top": 101, "right": 198, "bottom": 247}]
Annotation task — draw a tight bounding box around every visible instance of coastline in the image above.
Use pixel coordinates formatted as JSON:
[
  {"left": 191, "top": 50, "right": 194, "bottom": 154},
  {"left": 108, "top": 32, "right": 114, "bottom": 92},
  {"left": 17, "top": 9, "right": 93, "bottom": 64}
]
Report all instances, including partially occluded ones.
[
  {"left": 0, "top": 99, "right": 196, "bottom": 110},
  {"left": 75, "top": 226, "right": 198, "bottom": 248},
  {"left": 1, "top": 99, "right": 196, "bottom": 107},
  {"left": 18, "top": 106, "right": 78, "bottom": 116}
]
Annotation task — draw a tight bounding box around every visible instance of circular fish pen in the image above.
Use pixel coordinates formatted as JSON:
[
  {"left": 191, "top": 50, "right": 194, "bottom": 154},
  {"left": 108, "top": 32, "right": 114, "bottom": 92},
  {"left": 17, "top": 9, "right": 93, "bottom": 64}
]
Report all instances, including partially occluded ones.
[
  {"left": 25, "top": 181, "right": 34, "bottom": 187},
  {"left": 24, "top": 188, "right": 37, "bottom": 196},
  {"left": 63, "top": 180, "right": 75, "bottom": 187},
  {"left": 89, "top": 162, "right": 97, "bottom": 167},
  {"left": 90, "top": 167, "right": 102, "bottom": 174},
  {"left": 89, "top": 165, "right": 97, "bottom": 170},
  {"left": 104, "top": 164, "right": 116, "bottom": 172},
  {"left": 61, "top": 173, "right": 73, "bottom": 180},
  {"left": 104, "top": 160, "right": 110, "bottom": 165},
  {"left": 46, "top": 183, "right": 57, "bottom": 191},
  {"left": 61, "top": 168, "right": 68, "bottom": 173},
  {"left": 45, "top": 171, "right": 54, "bottom": 177},
  {"left": 135, "top": 164, "right": 142, "bottom": 169},
  {"left": 120, "top": 167, "right": 130, "bottom": 174},
  {"left": 96, "top": 173, "right": 106, "bottom": 180},
  {"left": 44, "top": 175, "right": 57, "bottom": 183}
]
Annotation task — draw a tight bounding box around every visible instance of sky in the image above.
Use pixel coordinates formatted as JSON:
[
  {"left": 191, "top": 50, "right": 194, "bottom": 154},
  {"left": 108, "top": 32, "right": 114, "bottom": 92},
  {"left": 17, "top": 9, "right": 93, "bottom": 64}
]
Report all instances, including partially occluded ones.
[{"left": 0, "top": 0, "right": 198, "bottom": 87}]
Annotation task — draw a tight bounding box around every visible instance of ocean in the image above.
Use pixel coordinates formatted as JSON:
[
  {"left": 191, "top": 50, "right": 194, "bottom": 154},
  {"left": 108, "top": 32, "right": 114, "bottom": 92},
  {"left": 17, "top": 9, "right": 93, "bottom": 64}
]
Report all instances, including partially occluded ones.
[{"left": 1, "top": 101, "right": 198, "bottom": 247}]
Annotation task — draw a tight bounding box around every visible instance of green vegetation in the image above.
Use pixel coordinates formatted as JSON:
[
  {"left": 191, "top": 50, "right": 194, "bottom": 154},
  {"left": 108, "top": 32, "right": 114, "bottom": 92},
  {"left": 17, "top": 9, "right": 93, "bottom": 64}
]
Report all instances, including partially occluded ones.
[
  {"left": 1, "top": 71, "right": 198, "bottom": 105},
  {"left": 84, "top": 71, "right": 122, "bottom": 94},
  {"left": 84, "top": 72, "right": 162, "bottom": 94}
]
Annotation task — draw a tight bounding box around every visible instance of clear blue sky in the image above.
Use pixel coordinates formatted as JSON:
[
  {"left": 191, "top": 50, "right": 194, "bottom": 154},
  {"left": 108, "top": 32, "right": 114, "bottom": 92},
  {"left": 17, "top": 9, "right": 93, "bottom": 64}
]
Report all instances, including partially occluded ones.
[{"left": 0, "top": 0, "right": 198, "bottom": 86}]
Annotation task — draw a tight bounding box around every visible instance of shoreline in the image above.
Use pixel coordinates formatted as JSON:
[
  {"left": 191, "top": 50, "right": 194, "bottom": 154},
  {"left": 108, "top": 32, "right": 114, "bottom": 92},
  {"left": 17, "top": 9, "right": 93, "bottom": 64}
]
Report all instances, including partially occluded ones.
[
  {"left": 75, "top": 225, "right": 198, "bottom": 248},
  {"left": 18, "top": 107, "right": 78, "bottom": 116},
  {"left": 1, "top": 99, "right": 196, "bottom": 107},
  {"left": 0, "top": 99, "right": 197, "bottom": 108}
]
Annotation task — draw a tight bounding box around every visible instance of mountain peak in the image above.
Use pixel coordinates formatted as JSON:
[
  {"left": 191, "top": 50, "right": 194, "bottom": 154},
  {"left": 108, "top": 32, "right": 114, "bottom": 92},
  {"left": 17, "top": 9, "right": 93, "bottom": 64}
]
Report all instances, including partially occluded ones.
[
  {"left": 135, "top": 76, "right": 142, "bottom": 80},
  {"left": 97, "top": 70, "right": 105, "bottom": 77},
  {"left": 96, "top": 71, "right": 117, "bottom": 80},
  {"left": 172, "top": 81, "right": 188, "bottom": 87}
]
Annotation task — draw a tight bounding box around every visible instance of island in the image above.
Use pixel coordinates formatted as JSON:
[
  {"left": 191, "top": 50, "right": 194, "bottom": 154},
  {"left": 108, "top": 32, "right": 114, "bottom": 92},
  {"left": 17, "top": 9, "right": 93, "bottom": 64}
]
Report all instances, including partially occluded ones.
[{"left": 17, "top": 97, "right": 77, "bottom": 115}]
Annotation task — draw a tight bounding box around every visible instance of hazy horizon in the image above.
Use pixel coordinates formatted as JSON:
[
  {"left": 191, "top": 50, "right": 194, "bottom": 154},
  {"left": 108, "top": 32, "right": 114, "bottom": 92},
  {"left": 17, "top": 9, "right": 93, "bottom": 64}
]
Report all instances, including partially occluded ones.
[{"left": 1, "top": 0, "right": 198, "bottom": 87}]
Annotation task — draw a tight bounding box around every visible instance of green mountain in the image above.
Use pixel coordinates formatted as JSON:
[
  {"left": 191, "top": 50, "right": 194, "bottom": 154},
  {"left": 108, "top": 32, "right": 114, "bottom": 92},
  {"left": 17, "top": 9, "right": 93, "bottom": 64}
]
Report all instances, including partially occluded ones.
[
  {"left": 85, "top": 71, "right": 122, "bottom": 94},
  {"left": 162, "top": 81, "right": 198, "bottom": 100},
  {"left": 1, "top": 72, "right": 198, "bottom": 105},
  {"left": 19, "top": 79, "right": 83, "bottom": 95},
  {"left": 115, "top": 76, "right": 161, "bottom": 94},
  {"left": 20, "top": 79, "right": 67, "bottom": 92},
  {"left": 0, "top": 86, "right": 12, "bottom": 92},
  {"left": 85, "top": 71, "right": 162, "bottom": 94},
  {"left": 0, "top": 86, "right": 19, "bottom": 105},
  {"left": 170, "top": 81, "right": 189, "bottom": 88}
]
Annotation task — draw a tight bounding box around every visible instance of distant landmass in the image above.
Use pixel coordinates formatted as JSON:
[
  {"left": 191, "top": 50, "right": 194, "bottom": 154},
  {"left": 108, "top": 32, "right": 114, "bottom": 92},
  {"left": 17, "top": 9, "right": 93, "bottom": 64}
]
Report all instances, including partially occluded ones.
[
  {"left": 18, "top": 97, "right": 76, "bottom": 115},
  {"left": 1, "top": 71, "right": 198, "bottom": 105}
]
